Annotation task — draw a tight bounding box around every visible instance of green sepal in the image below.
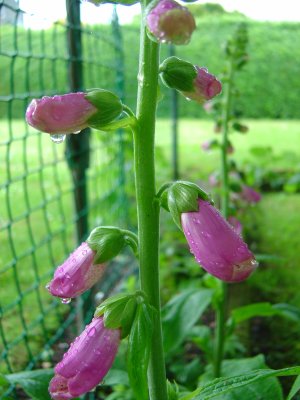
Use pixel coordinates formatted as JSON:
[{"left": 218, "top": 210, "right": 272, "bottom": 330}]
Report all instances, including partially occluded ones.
[
  {"left": 95, "top": 293, "right": 136, "bottom": 338},
  {"left": 87, "top": 226, "right": 126, "bottom": 264},
  {"left": 167, "top": 181, "right": 212, "bottom": 230},
  {"left": 127, "top": 302, "right": 155, "bottom": 400},
  {"left": 167, "top": 381, "right": 179, "bottom": 400},
  {"left": 85, "top": 89, "right": 123, "bottom": 128},
  {"left": 159, "top": 57, "right": 197, "bottom": 92},
  {"left": 92, "top": 116, "right": 137, "bottom": 132}
]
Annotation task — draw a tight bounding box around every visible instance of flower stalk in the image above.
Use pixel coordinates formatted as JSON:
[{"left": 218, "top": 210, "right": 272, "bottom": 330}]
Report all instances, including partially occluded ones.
[
  {"left": 213, "top": 60, "right": 234, "bottom": 378},
  {"left": 132, "top": 2, "right": 168, "bottom": 398}
]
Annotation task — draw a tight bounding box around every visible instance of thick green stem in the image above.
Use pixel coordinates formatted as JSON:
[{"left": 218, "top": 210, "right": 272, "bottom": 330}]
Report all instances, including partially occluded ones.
[
  {"left": 213, "top": 62, "right": 234, "bottom": 378},
  {"left": 132, "top": 5, "right": 168, "bottom": 400}
]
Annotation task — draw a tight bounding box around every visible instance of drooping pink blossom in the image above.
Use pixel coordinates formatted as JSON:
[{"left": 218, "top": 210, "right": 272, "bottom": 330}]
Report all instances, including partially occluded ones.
[
  {"left": 241, "top": 185, "right": 262, "bottom": 204},
  {"left": 201, "top": 140, "right": 212, "bottom": 151},
  {"left": 181, "top": 199, "right": 257, "bottom": 282},
  {"left": 228, "top": 216, "right": 243, "bottom": 235},
  {"left": 47, "top": 242, "right": 105, "bottom": 299},
  {"left": 26, "top": 92, "right": 97, "bottom": 134},
  {"left": 182, "top": 67, "right": 222, "bottom": 103},
  {"left": 49, "top": 317, "right": 120, "bottom": 399},
  {"left": 146, "top": 0, "right": 196, "bottom": 45}
]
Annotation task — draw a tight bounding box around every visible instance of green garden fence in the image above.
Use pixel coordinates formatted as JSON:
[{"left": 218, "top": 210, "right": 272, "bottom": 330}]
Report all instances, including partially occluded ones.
[{"left": 0, "top": 1, "right": 136, "bottom": 398}]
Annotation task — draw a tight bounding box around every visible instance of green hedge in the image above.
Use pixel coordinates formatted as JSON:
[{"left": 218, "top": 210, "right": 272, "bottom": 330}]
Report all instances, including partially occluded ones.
[{"left": 1, "top": 15, "right": 300, "bottom": 119}]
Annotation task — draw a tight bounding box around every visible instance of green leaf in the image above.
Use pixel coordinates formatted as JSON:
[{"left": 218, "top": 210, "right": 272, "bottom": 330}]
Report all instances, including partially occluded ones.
[
  {"left": 162, "top": 288, "right": 212, "bottom": 356},
  {"left": 5, "top": 369, "right": 54, "bottom": 400},
  {"left": 127, "top": 302, "right": 154, "bottom": 400},
  {"left": 230, "top": 302, "right": 300, "bottom": 325},
  {"left": 183, "top": 365, "right": 300, "bottom": 400},
  {"left": 103, "top": 369, "right": 129, "bottom": 387},
  {"left": 287, "top": 375, "right": 300, "bottom": 400},
  {"left": 0, "top": 374, "right": 12, "bottom": 399},
  {"left": 199, "top": 355, "right": 282, "bottom": 400}
]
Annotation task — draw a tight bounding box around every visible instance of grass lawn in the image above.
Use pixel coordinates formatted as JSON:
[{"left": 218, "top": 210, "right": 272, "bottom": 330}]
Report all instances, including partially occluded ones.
[{"left": 1, "top": 118, "right": 300, "bottom": 373}]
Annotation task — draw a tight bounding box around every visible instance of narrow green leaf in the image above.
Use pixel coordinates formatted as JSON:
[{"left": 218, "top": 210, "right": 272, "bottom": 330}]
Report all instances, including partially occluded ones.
[
  {"left": 230, "top": 302, "right": 300, "bottom": 325},
  {"left": 5, "top": 369, "right": 53, "bottom": 400},
  {"left": 127, "top": 302, "right": 153, "bottom": 400},
  {"left": 162, "top": 289, "right": 212, "bottom": 356},
  {"left": 183, "top": 366, "right": 300, "bottom": 400},
  {"left": 287, "top": 375, "right": 300, "bottom": 400}
]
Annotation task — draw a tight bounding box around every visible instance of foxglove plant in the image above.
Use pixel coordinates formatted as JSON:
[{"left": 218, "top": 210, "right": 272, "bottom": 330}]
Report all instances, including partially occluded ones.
[{"left": 25, "top": 4, "right": 258, "bottom": 400}]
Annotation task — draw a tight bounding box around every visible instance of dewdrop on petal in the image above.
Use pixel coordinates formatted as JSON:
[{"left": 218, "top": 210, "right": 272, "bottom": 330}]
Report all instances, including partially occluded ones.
[
  {"left": 25, "top": 89, "right": 123, "bottom": 138},
  {"left": 181, "top": 199, "right": 258, "bottom": 282},
  {"left": 146, "top": 0, "right": 196, "bottom": 45},
  {"left": 47, "top": 242, "right": 106, "bottom": 300},
  {"left": 49, "top": 317, "right": 120, "bottom": 399}
]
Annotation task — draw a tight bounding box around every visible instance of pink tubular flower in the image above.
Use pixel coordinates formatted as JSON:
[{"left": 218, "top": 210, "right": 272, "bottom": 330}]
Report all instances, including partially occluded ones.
[
  {"left": 49, "top": 317, "right": 120, "bottom": 399},
  {"left": 146, "top": 0, "right": 196, "bottom": 45},
  {"left": 182, "top": 67, "right": 222, "bottom": 103},
  {"left": 181, "top": 199, "right": 257, "bottom": 282},
  {"left": 25, "top": 92, "right": 97, "bottom": 134},
  {"left": 201, "top": 140, "right": 212, "bottom": 151},
  {"left": 228, "top": 216, "right": 242, "bottom": 235},
  {"left": 47, "top": 242, "right": 105, "bottom": 299},
  {"left": 241, "top": 185, "right": 262, "bottom": 204}
]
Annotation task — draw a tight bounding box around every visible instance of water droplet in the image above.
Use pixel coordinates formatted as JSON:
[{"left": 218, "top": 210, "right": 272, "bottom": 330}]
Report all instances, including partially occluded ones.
[
  {"left": 82, "top": 249, "right": 88, "bottom": 255},
  {"left": 73, "top": 130, "right": 81, "bottom": 134},
  {"left": 251, "top": 259, "right": 259, "bottom": 268},
  {"left": 50, "top": 133, "right": 66, "bottom": 144},
  {"left": 45, "top": 282, "right": 51, "bottom": 290},
  {"left": 237, "top": 245, "right": 245, "bottom": 253},
  {"left": 61, "top": 298, "right": 71, "bottom": 304}
]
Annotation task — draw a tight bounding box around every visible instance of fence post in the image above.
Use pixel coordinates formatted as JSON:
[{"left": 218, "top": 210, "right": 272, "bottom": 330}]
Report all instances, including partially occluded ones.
[
  {"left": 111, "top": 7, "right": 129, "bottom": 225},
  {"left": 169, "top": 44, "right": 179, "bottom": 180},
  {"left": 65, "top": 0, "right": 90, "bottom": 332},
  {"left": 65, "top": 0, "right": 90, "bottom": 244}
]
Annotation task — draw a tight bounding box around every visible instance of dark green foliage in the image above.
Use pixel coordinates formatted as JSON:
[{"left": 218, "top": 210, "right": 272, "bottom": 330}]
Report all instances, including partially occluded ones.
[{"left": 2, "top": 16, "right": 300, "bottom": 119}]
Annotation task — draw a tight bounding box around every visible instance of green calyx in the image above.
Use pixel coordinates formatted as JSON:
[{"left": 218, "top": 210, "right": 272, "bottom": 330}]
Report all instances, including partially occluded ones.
[
  {"left": 158, "top": 181, "right": 212, "bottom": 230},
  {"left": 159, "top": 56, "right": 197, "bottom": 92},
  {"left": 95, "top": 291, "right": 154, "bottom": 339},
  {"left": 85, "top": 89, "right": 123, "bottom": 128},
  {"left": 87, "top": 226, "right": 138, "bottom": 264}
]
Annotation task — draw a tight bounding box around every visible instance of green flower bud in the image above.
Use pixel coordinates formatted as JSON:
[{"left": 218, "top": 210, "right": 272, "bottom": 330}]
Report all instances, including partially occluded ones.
[{"left": 159, "top": 56, "right": 197, "bottom": 92}]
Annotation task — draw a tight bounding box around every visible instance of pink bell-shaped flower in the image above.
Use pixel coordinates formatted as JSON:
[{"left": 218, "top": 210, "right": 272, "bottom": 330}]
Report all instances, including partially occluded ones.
[
  {"left": 182, "top": 67, "right": 222, "bottom": 103},
  {"left": 181, "top": 199, "right": 257, "bottom": 282},
  {"left": 241, "top": 185, "right": 262, "bottom": 204},
  {"left": 26, "top": 92, "right": 97, "bottom": 134},
  {"left": 47, "top": 242, "right": 106, "bottom": 299},
  {"left": 146, "top": 0, "right": 196, "bottom": 45},
  {"left": 49, "top": 317, "right": 120, "bottom": 399}
]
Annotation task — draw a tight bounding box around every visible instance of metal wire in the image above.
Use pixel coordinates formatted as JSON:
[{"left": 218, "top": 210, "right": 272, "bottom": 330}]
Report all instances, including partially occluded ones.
[{"left": 0, "top": 1, "right": 134, "bottom": 398}]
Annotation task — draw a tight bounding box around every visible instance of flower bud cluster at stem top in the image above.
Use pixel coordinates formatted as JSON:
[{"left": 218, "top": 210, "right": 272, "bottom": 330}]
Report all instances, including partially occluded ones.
[{"left": 146, "top": 0, "right": 196, "bottom": 45}]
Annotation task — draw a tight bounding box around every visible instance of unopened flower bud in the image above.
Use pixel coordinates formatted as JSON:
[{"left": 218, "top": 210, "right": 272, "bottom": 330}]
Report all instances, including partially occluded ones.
[
  {"left": 47, "top": 242, "right": 106, "bottom": 299},
  {"left": 146, "top": 0, "right": 196, "bottom": 45},
  {"left": 181, "top": 199, "right": 257, "bottom": 282},
  {"left": 182, "top": 67, "right": 222, "bottom": 103},
  {"left": 160, "top": 57, "right": 221, "bottom": 103},
  {"left": 26, "top": 89, "right": 123, "bottom": 134},
  {"left": 49, "top": 317, "right": 120, "bottom": 399}
]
